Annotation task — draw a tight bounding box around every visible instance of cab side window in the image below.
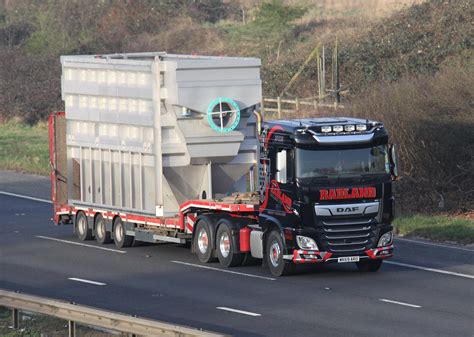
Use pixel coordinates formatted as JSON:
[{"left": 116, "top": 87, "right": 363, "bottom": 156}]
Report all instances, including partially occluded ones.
[{"left": 275, "top": 148, "right": 294, "bottom": 184}]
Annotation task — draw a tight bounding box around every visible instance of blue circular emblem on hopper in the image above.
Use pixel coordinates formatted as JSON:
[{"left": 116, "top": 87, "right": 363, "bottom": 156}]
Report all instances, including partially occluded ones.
[{"left": 207, "top": 98, "right": 241, "bottom": 133}]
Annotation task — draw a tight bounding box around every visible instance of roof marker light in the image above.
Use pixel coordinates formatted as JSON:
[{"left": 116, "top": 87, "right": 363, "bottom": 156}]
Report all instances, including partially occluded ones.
[
  {"left": 332, "top": 125, "right": 343, "bottom": 132},
  {"left": 321, "top": 126, "right": 332, "bottom": 133},
  {"left": 344, "top": 125, "right": 355, "bottom": 132},
  {"left": 356, "top": 124, "right": 367, "bottom": 131}
]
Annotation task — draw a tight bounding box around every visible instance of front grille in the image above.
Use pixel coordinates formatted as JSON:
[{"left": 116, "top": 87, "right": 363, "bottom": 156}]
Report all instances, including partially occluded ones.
[{"left": 318, "top": 218, "right": 377, "bottom": 254}]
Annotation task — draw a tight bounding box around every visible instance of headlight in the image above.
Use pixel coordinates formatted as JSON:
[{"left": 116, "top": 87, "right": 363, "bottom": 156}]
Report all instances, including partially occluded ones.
[
  {"left": 297, "top": 236, "right": 319, "bottom": 250},
  {"left": 377, "top": 231, "right": 393, "bottom": 247}
]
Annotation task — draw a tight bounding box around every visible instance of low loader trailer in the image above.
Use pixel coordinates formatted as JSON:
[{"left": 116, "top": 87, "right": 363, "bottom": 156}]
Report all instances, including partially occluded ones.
[{"left": 50, "top": 52, "right": 398, "bottom": 276}]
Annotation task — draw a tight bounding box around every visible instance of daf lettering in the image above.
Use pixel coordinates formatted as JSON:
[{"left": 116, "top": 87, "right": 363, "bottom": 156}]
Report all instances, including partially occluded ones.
[{"left": 337, "top": 207, "right": 359, "bottom": 213}]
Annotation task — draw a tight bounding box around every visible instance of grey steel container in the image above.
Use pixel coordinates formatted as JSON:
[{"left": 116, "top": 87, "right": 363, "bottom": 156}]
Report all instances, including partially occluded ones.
[{"left": 61, "top": 52, "right": 261, "bottom": 216}]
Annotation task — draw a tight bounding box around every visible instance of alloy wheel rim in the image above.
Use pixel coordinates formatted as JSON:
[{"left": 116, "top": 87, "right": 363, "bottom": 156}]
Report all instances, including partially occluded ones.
[
  {"left": 219, "top": 232, "right": 231, "bottom": 258},
  {"left": 198, "top": 228, "right": 209, "bottom": 254},
  {"left": 115, "top": 224, "right": 123, "bottom": 242},
  {"left": 97, "top": 220, "right": 105, "bottom": 238},
  {"left": 269, "top": 241, "right": 281, "bottom": 267},
  {"left": 78, "top": 217, "right": 86, "bottom": 235}
]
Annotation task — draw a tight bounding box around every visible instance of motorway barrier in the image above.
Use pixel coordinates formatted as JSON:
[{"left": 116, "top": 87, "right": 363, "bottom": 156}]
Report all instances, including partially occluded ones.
[{"left": 0, "top": 289, "right": 226, "bottom": 337}]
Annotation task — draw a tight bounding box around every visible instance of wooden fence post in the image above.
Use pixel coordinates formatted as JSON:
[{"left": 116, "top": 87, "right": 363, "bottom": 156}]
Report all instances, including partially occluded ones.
[
  {"left": 12, "top": 308, "right": 19, "bottom": 329},
  {"left": 295, "top": 97, "right": 300, "bottom": 113},
  {"left": 277, "top": 96, "right": 282, "bottom": 118},
  {"left": 69, "top": 320, "right": 76, "bottom": 337}
]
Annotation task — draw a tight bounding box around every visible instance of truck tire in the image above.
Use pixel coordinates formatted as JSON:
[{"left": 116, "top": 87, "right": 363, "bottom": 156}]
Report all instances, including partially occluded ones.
[
  {"left": 194, "top": 217, "right": 215, "bottom": 263},
  {"left": 216, "top": 220, "right": 244, "bottom": 268},
  {"left": 76, "top": 211, "right": 93, "bottom": 241},
  {"left": 266, "top": 230, "right": 295, "bottom": 277},
  {"left": 94, "top": 214, "right": 112, "bottom": 244},
  {"left": 356, "top": 259, "right": 383, "bottom": 272},
  {"left": 113, "top": 218, "right": 133, "bottom": 248}
]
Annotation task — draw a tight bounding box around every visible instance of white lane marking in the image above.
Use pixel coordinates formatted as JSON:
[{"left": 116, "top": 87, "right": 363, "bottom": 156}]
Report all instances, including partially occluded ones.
[
  {"left": 36, "top": 236, "right": 126, "bottom": 254},
  {"left": 396, "top": 237, "right": 474, "bottom": 252},
  {"left": 0, "top": 191, "right": 52, "bottom": 204},
  {"left": 68, "top": 277, "right": 106, "bottom": 286},
  {"left": 171, "top": 261, "right": 276, "bottom": 281},
  {"left": 217, "top": 307, "right": 262, "bottom": 317},
  {"left": 379, "top": 299, "right": 421, "bottom": 308},
  {"left": 386, "top": 261, "right": 474, "bottom": 280}
]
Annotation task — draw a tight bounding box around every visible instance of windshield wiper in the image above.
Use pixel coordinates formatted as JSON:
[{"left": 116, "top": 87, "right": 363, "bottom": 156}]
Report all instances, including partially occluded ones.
[
  {"left": 297, "top": 175, "right": 330, "bottom": 185},
  {"left": 358, "top": 172, "right": 387, "bottom": 183}
]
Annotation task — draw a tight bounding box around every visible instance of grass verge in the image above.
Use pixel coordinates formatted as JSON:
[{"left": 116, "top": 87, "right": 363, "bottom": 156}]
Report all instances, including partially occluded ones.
[
  {"left": 393, "top": 215, "right": 474, "bottom": 245},
  {"left": 0, "top": 122, "right": 49, "bottom": 176}
]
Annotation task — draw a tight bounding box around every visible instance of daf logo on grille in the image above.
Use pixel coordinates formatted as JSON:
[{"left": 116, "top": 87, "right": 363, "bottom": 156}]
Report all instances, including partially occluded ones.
[
  {"left": 336, "top": 206, "right": 359, "bottom": 213},
  {"left": 314, "top": 202, "right": 379, "bottom": 217}
]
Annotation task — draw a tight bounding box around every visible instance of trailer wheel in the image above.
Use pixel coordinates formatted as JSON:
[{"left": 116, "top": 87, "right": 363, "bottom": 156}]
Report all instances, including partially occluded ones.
[
  {"left": 356, "top": 259, "right": 383, "bottom": 272},
  {"left": 94, "top": 214, "right": 112, "bottom": 244},
  {"left": 76, "top": 212, "right": 93, "bottom": 241},
  {"left": 113, "top": 218, "right": 133, "bottom": 248},
  {"left": 266, "top": 230, "right": 294, "bottom": 277},
  {"left": 194, "top": 217, "right": 215, "bottom": 263},
  {"left": 216, "top": 220, "right": 244, "bottom": 268}
]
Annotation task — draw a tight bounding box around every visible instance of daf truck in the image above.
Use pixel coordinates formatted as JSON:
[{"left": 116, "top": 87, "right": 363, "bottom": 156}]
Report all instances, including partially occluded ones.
[{"left": 49, "top": 52, "right": 398, "bottom": 276}]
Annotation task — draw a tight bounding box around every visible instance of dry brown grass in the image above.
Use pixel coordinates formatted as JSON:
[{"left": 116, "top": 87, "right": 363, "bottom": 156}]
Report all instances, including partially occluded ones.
[{"left": 349, "top": 61, "right": 474, "bottom": 213}]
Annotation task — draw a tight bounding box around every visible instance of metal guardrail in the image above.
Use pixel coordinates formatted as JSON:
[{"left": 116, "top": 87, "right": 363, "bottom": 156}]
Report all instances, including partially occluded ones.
[
  {"left": 262, "top": 97, "right": 344, "bottom": 118},
  {"left": 0, "top": 289, "right": 226, "bottom": 337}
]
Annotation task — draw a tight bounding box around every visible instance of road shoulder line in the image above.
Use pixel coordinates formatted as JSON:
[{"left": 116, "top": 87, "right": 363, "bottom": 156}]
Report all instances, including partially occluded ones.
[
  {"left": 396, "top": 237, "right": 474, "bottom": 252},
  {"left": 0, "top": 191, "right": 52, "bottom": 204},
  {"left": 36, "top": 236, "right": 126, "bottom": 254},
  {"left": 386, "top": 261, "right": 474, "bottom": 279},
  {"left": 171, "top": 261, "right": 276, "bottom": 281}
]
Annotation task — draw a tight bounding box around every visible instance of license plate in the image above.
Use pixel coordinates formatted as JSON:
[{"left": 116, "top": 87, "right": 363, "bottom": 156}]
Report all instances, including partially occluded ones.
[{"left": 338, "top": 256, "right": 360, "bottom": 263}]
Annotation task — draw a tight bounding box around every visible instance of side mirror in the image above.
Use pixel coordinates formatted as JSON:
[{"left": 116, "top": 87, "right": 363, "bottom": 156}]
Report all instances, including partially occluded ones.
[{"left": 389, "top": 144, "right": 399, "bottom": 180}]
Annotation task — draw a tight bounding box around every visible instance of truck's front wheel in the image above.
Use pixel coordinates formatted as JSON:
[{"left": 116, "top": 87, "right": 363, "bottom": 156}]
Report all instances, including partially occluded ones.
[
  {"left": 266, "top": 231, "right": 294, "bottom": 277},
  {"left": 356, "top": 259, "right": 383, "bottom": 272}
]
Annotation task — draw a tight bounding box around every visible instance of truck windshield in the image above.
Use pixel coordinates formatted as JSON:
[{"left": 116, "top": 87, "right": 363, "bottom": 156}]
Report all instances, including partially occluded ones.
[{"left": 296, "top": 145, "right": 389, "bottom": 179}]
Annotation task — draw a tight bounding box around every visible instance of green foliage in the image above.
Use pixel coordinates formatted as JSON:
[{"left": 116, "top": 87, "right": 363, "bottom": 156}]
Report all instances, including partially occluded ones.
[
  {"left": 393, "top": 215, "right": 474, "bottom": 244},
  {"left": 0, "top": 122, "right": 50, "bottom": 175},
  {"left": 225, "top": 0, "right": 305, "bottom": 59},
  {"left": 339, "top": 0, "right": 473, "bottom": 93}
]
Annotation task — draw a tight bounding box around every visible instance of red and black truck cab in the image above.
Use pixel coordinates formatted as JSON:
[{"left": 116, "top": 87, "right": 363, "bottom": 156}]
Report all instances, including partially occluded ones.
[{"left": 258, "top": 117, "right": 397, "bottom": 274}]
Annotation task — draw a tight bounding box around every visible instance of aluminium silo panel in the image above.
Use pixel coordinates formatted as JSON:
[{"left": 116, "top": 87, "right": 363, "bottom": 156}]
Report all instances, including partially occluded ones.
[
  {"left": 162, "top": 56, "right": 261, "bottom": 114},
  {"left": 61, "top": 55, "right": 159, "bottom": 215}
]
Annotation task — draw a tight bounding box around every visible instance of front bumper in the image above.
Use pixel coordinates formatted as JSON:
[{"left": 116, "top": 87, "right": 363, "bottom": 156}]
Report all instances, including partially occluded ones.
[{"left": 286, "top": 244, "right": 394, "bottom": 264}]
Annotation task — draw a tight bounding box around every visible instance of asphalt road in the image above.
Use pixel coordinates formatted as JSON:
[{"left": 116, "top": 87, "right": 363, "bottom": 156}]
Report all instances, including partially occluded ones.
[{"left": 1, "top": 171, "right": 473, "bottom": 337}]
